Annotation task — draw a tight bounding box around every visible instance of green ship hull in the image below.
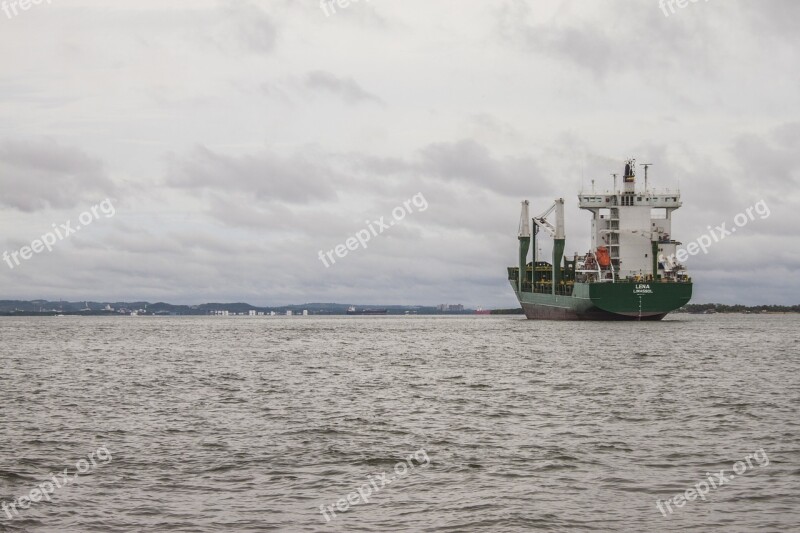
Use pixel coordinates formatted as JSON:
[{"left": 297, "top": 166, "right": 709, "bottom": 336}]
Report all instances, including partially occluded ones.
[{"left": 508, "top": 277, "right": 692, "bottom": 320}]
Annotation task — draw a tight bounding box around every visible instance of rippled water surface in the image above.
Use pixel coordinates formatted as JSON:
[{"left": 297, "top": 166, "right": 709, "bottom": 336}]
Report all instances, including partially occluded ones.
[{"left": 1, "top": 315, "right": 798, "bottom": 532}]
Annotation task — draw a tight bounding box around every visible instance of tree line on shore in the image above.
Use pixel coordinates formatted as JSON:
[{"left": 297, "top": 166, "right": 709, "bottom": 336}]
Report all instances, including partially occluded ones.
[{"left": 678, "top": 303, "right": 800, "bottom": 314}]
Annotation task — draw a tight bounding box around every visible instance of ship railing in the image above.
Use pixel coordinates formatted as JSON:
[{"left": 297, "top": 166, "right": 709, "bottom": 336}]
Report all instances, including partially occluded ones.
[
  {"left": 579, "top": 187, "right": 680, "bottom": 196},
  {"left": 577, "top": 251, "right": 616, "bottom": 283}
]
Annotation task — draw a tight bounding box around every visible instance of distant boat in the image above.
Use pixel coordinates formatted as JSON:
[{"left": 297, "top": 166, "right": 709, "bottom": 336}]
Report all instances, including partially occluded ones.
[{"left": 347, "top": 306, "right": 388, "bottom": 315}]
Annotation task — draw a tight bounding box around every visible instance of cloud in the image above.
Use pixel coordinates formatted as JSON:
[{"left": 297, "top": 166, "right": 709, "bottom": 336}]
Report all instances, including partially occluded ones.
[
  {"left": 304, "top": 70, "right": 382, "bottom": 105},
  {"left": 0, "top": 139, "right": 116, "bottom": 212},
  {"left": 497, "top": 0, "right": 716, "bottom": 79},
  {"left": 418, "top": 139, "right": 551, "bottom": 197},
  {"left": 165, "top": 145, "right": 339, "bottom": 205},
  {"left": 216, "top": 1, "right": 278, "bottom": 54},
  {"left": 730, "top": 122, "right": 800, "bottom": 188},
  {"left": 468, "top": 114, "right": 522, "bottom": 143},
  {"left": 741, "top": 0, "right": 800, "bottom": 44}
]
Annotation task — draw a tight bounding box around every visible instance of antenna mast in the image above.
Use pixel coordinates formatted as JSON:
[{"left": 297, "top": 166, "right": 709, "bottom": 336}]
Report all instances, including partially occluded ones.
[{"left": 640, "top": 163, "right": 652, "bottom": 191}]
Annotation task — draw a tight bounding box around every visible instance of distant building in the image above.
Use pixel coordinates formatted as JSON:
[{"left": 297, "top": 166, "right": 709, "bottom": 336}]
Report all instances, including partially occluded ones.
[
  {"left": 448, "top": 304, "right": 464, "bottom": 311},
  {"left": 248, "top": 310, "right": 256, "bottom": 316},
  {"left": 302, "top": 310, "right": 309, "bottom": 316}
]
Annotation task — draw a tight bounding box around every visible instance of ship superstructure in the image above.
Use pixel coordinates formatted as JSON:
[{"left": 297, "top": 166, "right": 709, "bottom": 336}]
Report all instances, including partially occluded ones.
[{"left": 508, "top": 160, "right": 692, "bottom": 320}]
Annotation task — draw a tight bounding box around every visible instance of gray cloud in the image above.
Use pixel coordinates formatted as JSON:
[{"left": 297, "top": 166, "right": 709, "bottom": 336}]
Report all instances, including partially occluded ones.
[
  {"left": 419, "top": 139, "right": 551, "bottom": 197},
  {"left": 732, "top": 122, "right": 800, "bottom": 187},
  {"left": 0, "top": 139, "right": 116, "bottom": 212},
  {"left": 217, "top": 1, "right": 277, "bottom": 54},
  {"left": 304, "top": 71, "right": 382, "bottom": 105},
  {"left": 497, "top": 0, "right": 718, "bottom": 78},
  {"left": 165, "top": 145, "right": 339, "bottom": 204},
  {"left": 741, "top": 0, "right": 800, "bottom": 44}
]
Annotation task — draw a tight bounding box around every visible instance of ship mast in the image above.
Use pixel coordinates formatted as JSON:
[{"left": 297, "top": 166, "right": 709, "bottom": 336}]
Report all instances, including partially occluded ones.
[
  {"left": 533, "top": 199, "right": 566, "bottom": 295},
  {"left": 517, "top": 201, "right": 531, "bottom": 291},
  {"left": 640, "top": 163, "right": 652, "bottom": 191}
]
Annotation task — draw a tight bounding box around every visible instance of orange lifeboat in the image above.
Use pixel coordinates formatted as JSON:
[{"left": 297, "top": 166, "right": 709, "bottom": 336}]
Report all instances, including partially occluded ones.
[{"left": 596, "top": 246, "right": 611, "bottom": 268}]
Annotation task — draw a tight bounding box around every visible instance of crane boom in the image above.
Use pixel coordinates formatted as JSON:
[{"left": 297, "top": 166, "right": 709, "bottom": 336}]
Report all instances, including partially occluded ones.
[{"left": 533, "top": 199, "right": 565, "bottom": 239}]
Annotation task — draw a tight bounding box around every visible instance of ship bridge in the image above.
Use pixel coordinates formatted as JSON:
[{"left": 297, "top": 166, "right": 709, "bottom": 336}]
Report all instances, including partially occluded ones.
[{"left": 578, "top": 161, "right": 682, "bottom": 279}]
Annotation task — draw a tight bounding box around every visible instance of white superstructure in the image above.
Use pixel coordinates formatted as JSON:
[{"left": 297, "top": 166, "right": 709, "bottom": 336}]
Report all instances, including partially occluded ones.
[{"left": 578, "top": 160, "right": 683, "bottom": 279}]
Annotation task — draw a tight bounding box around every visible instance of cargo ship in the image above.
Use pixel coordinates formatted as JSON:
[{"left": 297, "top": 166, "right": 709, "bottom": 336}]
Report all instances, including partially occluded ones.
[{"left": 508, "top": 160, "right": 692, "bottom": 320}]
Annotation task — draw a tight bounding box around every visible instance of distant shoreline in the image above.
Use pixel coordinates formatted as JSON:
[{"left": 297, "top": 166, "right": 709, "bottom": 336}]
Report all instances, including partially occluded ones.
[
  {"left": 1, "top": 309, "right": 798, "bottom": 317},
  {"left": 0, "top": 301, "right": 796, "bottom": 317},
  {"left": 677, "top": 304, "right": 800, "bottom": 314},
  {"left": 0, "top": 311, "right": 494, "bottom": 317}
]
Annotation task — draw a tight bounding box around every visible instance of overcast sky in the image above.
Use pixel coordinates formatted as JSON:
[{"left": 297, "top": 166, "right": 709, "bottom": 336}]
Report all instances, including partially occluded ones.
[{"left": 0, "top": 0, "right": 798, "bottom": 307}]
